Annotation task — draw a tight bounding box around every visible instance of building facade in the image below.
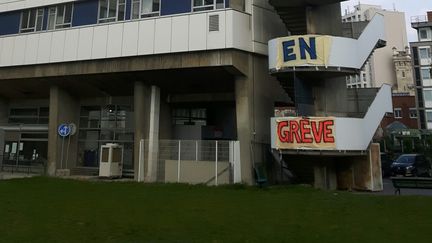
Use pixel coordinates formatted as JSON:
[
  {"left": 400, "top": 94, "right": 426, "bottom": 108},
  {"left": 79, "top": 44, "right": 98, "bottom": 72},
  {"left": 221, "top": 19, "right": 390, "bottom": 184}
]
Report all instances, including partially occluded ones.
[
  {"left": 0, "top": 0, "right": 291, "bottom": 184},
  {"left": 411, "top": 11, "right": 432, "bottom": 130},
  {"left": 342, "top": 4, "right": 408, "bottom": 89},
  {"left": 381, "top": 94, "right": 418, "bottom": 130}
]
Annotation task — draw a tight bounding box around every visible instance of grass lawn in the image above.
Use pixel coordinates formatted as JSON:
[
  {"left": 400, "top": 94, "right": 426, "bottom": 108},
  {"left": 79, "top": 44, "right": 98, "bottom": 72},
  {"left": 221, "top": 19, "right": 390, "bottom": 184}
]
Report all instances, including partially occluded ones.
[{"left": 0, "top": 177, "right": 431, "bottom": 243}]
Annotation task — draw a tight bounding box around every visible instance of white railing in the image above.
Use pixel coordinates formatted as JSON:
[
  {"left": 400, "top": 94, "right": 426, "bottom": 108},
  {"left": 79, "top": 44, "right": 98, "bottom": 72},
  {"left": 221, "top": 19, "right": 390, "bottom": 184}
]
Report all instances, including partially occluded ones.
[
  {"left": 139, "top": 139, "right": 241, "bottom": 185},
  {"left": 411, "top": 15, "right": 428, "bottom": 24}
]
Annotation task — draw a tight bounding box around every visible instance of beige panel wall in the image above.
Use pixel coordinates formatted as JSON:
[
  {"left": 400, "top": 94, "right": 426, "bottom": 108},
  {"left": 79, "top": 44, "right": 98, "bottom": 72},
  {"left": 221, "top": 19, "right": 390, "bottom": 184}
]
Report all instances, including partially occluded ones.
[
  {"left": 371, "top": 11, "right": 408, "bottom": 88},
  {"left": 165, "top": 160, "right": 231, "bottom": 185}
]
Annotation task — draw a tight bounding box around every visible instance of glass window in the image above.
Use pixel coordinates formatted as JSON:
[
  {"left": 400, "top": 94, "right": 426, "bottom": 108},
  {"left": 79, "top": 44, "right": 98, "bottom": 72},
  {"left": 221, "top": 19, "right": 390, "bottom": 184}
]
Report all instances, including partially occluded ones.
[
  {"left": 393, "top": 108, "right": 402, "bottom": 118},
  {"left": 419, "top": 48, "right": 431, "bottom": 59},
  {"left": 427, "top": 111, "right": 432, "bottom": 122},
  {"left": 410, "top": 108, "right": 418, "bottom": 119},
  {"left": 8, "top": 107, "right": 49, "bottom": 125},
  {"left": 193, "top": 0, "right": 224, "bottom": 12},
  {"left": 99, "top": 0, "right": 126, "bottom": 23},
  {"left": 47, "top": 3, "right": 73, "bottom": 30},
  {"left": 420, "top": 29, "right": 429, "bottom": 40},
  {"left": 422, "top": 68, "right": 431, "bottom": 80},
  {"left": 424, "top": 90, "right": 432, "bottom": 102},
  {"left": 20, "top": 8, "right": 44, "bottom": 33},
  {"left": 131, "top": 0, "right": 160, "bottom": 19}
]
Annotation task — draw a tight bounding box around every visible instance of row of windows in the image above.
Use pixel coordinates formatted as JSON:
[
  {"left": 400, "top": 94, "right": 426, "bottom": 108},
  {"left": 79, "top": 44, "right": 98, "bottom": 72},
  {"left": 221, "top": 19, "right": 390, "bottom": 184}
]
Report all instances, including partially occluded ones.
[
  {"left": 20, "top": 3, "right": 73, "bottom": 33},
  {"left": 393, "top": 108, "right": 417, "bottom": 119},
  {"left": 18, "top": 0, "right": 226, "bottom": 33}
]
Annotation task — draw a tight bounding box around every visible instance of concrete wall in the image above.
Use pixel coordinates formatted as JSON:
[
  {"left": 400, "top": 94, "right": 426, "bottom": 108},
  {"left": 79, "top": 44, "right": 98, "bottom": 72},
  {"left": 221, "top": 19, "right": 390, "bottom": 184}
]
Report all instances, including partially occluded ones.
[
  {"left": 0, "top": 97, "right": 8, "bottom": 124},
  {"left": 307, "top": 3, "right": 342, "bottom": 36},
  {"left": 235, "top": 53, "right": 290, "bottom": 184},
  {"left": 164, "top": 160, "right": 231, "bottom": 185},
  {"left": 371, "top": 11, "right": 408, "bottom": 88},
  {"left": 47, "top": 86, "right": 80, "bottom": 176}
]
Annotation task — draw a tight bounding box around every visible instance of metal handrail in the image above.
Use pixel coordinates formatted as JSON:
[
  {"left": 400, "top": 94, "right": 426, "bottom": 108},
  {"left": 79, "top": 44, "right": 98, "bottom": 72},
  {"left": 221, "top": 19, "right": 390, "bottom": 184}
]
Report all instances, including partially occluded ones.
[{"left": 411, "top": 15, "right": 428, "bottom": 24}]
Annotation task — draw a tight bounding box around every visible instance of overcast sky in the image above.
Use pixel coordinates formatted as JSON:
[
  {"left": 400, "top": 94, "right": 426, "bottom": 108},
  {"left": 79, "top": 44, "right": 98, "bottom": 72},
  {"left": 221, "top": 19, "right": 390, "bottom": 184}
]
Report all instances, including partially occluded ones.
[{"left": 341, "top": 0, "right": 432, "bottom": 42}]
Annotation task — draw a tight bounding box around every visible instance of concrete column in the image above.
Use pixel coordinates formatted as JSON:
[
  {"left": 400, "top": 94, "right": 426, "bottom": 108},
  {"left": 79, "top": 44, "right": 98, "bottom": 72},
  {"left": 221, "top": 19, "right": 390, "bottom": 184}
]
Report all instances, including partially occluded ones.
[
  {"left": 134, "top": 82, "right": 151, "bottom": 180},
  {"left": 235, "top": 58, "right": 254, "bottom": 185},
  {"left": 47, "top": 86, "right": 80, "bottom": 176},
  {"left": 146, "top": 86, "right": 160, "bottom": 182}
]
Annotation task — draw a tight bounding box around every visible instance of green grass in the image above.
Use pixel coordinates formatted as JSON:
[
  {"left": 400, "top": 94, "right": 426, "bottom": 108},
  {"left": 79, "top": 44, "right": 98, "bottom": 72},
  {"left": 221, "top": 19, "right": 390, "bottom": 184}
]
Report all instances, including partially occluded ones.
[{"left": 0, "top": 177, "right": 431, "bottom": 243}]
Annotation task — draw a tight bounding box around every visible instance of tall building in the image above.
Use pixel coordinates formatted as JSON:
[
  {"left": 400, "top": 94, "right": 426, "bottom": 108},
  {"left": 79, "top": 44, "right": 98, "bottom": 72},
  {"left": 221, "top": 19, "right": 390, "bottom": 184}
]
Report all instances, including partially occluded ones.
[
  {"left": 411, "top": 11, "right": 432, "bottom": 129},
  {"left": 342, "top": 4, "right": 408, "bottom": 89},
  {"left": 392, "top": 47, "right": 415, "bottom": 95}
]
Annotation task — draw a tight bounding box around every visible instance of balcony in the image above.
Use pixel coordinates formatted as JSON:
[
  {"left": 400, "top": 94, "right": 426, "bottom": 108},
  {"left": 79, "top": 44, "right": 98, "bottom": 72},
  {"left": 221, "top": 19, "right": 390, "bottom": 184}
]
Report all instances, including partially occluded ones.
[{"left": 411, "top": 15, "right": 432, "bottom": 29}]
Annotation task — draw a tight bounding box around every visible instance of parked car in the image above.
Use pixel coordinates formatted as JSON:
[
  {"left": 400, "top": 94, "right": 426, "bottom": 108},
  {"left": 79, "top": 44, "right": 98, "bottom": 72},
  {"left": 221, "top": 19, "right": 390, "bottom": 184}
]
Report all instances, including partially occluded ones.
[
  {"left": 390, "top": 154, "right": 432, "bottom": 177},
  {"left": 381, "top": 153, "right": 393, "bottom": 178}
]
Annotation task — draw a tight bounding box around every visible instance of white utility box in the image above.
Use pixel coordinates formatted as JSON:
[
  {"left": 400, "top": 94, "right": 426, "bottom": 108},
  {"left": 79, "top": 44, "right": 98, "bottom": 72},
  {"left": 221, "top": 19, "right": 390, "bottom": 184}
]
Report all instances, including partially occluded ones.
[{"left": 99, "top": 143, "right": 123, "bottom": 178}]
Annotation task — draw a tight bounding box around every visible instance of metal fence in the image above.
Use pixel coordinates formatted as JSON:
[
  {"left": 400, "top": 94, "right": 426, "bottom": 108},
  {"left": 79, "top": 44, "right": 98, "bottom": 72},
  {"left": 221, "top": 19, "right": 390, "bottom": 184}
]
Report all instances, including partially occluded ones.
[
  {"left": 0, "top": 153, "right": 46, "bottom": 174},
  {"left": 140, "top": 140, "right": 239, "bottom": 185}
]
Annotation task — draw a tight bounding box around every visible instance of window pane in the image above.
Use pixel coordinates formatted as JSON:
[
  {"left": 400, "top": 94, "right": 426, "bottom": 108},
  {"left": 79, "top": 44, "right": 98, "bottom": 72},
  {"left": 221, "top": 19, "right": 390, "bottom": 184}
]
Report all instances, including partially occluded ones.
[
  {"left": 132, "top": 0, "right": 140, "bottom": 19},
  {"left": 48, "top": 7, "right": 56, "bottom": 30},
  {"left": 21, "top": 10, "right": 29, "bottom": 29},
  {"left": 64, "top": 4, "right": 73, "bottom": 24},
  {"left": 118, "top": 4, "right": 125, "bottom": 20},
  {"left": 56, "top": 6, "right": 65, "bottom": 25},
  {"left": 28, "top": 9, "right": 36, "bottom": 28},
  {"left": 100, "top": 0, "right": 108, "bottom": 19},
  {"left": 108, "top": 0, "right": 117, "bottom": 18},
  {"left": 422, "top": 68, "right": 431, "bottom": 80},
  {"left": 142, "top": 0, "right": 152, "bottom": 13},
  {"left": 424, "top": 90, "right": 432, "bottom": 101},
  {"left": 36, "top": 9, "right": 44, "bottom": 31},
  {"left": 427, "top": 112, "right": 432, "bottom": 122}
]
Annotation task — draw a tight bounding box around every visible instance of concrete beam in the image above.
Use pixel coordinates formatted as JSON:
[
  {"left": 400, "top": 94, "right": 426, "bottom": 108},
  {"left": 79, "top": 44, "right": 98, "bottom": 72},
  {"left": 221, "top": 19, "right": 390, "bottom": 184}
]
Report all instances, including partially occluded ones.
[{"left": 0, "top": 50, "right": 250, "bottom": 81}]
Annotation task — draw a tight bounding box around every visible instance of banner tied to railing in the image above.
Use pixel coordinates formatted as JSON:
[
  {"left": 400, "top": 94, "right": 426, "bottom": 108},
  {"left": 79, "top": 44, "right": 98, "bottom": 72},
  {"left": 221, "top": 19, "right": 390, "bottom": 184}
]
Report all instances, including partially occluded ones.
[{"left": 275, "top": 117, "right": 336, "bottom": 150}]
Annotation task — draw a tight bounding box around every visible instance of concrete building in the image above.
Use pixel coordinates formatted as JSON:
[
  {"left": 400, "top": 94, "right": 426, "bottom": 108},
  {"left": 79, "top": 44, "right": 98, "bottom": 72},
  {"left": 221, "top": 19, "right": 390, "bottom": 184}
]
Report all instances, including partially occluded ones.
[
  {"left": 381, "top": 94, "right": 418, "bottom": 130},
  {"left": 0, "top": 0, "right": 392, "bottom": 190},
  {"left": 342, "top": 4, "right": 408, "bottom": 89},
  {"left": 411, "top": 11, "right": 432, "bottom": 130},
  {"left": 0, "top": 0, "right": 291, "bottom": 184}
]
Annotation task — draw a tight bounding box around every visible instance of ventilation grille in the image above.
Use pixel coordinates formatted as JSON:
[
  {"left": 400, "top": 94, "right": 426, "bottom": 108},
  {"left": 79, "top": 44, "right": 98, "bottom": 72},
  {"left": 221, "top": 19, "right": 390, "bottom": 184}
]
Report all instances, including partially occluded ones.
[{"left": 209, "top": 15, "right": 220, "bottom": 32}]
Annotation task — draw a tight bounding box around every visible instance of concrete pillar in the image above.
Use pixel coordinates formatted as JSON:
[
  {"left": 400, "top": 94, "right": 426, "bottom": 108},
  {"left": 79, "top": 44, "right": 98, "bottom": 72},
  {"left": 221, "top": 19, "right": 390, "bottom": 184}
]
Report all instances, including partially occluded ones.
[
  {"left": 146, "top": 86, "right": 160, "bottom": 182},
  {"left": 134, "top": 82, "right": 151, "bottom": 180},
  {"left": 352, "top": 144, "right": 383, "bottom": 191},
  {"left": 47, "top": 86, "right": 80, "bottom": 176},
  {"left": 235, "top": 58, "right": 254, "bottom": 185}
]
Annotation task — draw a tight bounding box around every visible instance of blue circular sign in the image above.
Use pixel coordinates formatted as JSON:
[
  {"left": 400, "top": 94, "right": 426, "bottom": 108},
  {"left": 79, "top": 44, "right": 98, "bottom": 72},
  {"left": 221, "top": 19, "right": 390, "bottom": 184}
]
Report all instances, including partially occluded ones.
[{"left": 58, "top": 124, "right": 71, "bottom": 137}]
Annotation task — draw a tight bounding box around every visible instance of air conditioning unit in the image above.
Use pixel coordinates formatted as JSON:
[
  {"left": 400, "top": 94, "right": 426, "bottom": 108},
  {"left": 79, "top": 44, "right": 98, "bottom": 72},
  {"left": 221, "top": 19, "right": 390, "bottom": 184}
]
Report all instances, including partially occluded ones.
[{"left": 99, "top": 143, "right": 123, "bottom": 178}]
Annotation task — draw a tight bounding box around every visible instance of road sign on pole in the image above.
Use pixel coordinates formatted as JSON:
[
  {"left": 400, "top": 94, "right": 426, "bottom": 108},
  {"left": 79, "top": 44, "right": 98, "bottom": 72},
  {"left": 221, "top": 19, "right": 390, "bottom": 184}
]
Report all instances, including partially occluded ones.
[{"left": 58, "top": 124, "right": 71, "bottom": 137}]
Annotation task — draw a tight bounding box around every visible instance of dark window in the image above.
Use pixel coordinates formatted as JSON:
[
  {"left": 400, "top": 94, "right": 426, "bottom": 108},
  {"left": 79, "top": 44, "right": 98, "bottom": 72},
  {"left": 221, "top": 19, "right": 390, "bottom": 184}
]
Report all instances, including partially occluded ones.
[{"left": 412, "top": 47, "right": 419, "bottom": 66}]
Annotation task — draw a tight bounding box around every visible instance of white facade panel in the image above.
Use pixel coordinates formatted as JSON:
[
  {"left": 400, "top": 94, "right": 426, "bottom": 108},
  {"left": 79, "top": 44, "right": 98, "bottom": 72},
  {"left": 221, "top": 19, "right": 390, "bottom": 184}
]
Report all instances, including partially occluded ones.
[
  {"left": 232, "top": 11, "right": 253, "bottom": 52},
  {"left": 37, "top": 32, "right": 52, "bottom": 63},
  {"left": 77, "top": 28, "right": 94, "bottom": 60},
  {"left": 154, "top": 18, "right": 172, "bottom": 54},
  {"left": 189, "top": 13, "right": 207, "bottom": 51},
  {"left": 50, "top": 30, "right": 66, "bottom": 63},
  {"left": 138, "top": 19, "right": 155, "bottom": 55},
  {"left": 0, "top": 36, "right": 14, "bottom": 66},
  {"left": 24, "top": 34, "right": 39, "bottom": 64},
  {"left": 63, "top": 29, "right": 79, "bottom": 61},
  {"left": 0, "top": 10, "right": 254, "bottom": 67},
  {"left": 122, "top": 22, "right": 139, "bottom": 57},
  {"left": 12, "top": 35, "right": 26, "bottom": 65},
  {"left": 107, "top": 23, "right": 124, "bottom": 58},
  {"left": 171, "top": 15, "right": 189, "bottom": 52},
  {"left": 207, "top": 12, "right": 226, "bottom": 50},
  {"left": 92, "top": 25, "right": 108, "bottom": 59}
]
